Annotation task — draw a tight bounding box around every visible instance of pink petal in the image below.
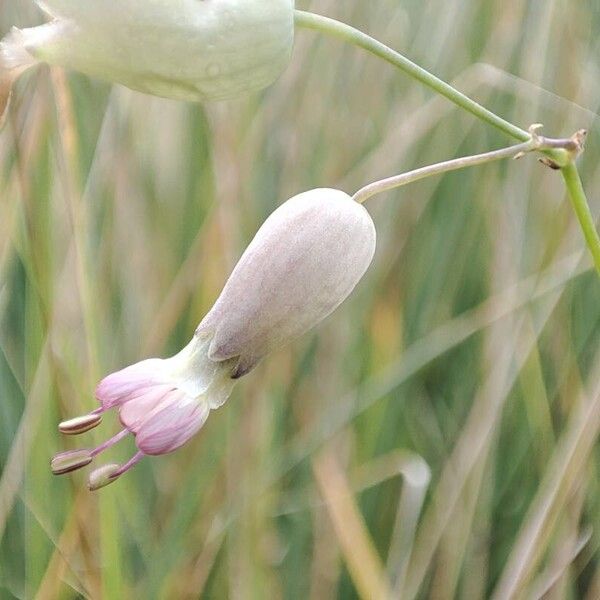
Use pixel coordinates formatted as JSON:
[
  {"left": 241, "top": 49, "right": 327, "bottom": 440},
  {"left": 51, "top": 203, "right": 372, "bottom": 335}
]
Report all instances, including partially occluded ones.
[
  {"left": 95, "top": 359, "right": 167, "bottom": 409},
  {"left": 134, "top": 397, "right": 210, "bottom": 455},
  {"left": 118, "top": 384, "right": 175, "bottom": 433}
]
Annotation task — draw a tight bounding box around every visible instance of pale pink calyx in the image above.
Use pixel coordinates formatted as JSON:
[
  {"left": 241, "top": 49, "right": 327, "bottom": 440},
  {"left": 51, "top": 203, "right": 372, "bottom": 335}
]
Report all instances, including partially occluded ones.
[{"left": 198, "top": 188, "right": 376, "bottom": 377}]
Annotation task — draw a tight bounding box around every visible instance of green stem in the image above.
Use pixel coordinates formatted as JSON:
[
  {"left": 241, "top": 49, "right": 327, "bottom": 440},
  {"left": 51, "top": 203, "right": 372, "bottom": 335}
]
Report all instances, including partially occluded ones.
[
  {"left": 561, "top": 164, "right": 600, "bottom": 274},
  {"left": 295, "top": 9, "right": 600, "bottom": 276},
  {"left": 294, "top": 10, "right": 528, "bottom": 142},
  {"left": 353, "top": 140, "right": 532, "bottom": 204}
]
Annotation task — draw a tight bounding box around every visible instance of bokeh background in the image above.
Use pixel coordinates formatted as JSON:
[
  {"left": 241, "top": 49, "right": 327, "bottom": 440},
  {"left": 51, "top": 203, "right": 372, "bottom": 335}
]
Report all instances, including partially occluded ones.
[{"left": 1, "top": 1, "right": 600, "bottom": 598}]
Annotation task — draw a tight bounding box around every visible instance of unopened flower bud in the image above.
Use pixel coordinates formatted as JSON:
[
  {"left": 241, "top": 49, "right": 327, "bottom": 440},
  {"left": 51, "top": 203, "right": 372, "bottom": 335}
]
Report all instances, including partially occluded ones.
[
  {"left": 54, "top": 188, "right": 377, "bottom": 486},
  {"left": 1, "top": 0, "right": 295, "bottom": 124}
]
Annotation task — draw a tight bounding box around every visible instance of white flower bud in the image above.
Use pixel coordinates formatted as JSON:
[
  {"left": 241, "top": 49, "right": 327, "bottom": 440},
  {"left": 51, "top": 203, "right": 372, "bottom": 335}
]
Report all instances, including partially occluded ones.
[
  {"left": 1, "top": 0, "right": 295, "bottom": 123},
  {"left": 197, "top": 188, "right": 376, "bottom": 377}
]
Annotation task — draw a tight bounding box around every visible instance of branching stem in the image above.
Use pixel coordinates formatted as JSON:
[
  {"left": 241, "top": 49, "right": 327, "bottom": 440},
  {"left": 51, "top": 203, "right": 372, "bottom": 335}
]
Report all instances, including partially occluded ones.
[
  {"left": 353, "top": 126, "right": 584, "bottom": 204},
  {"left": 295, "top": 9, "right": 600, "bottom": 275}
]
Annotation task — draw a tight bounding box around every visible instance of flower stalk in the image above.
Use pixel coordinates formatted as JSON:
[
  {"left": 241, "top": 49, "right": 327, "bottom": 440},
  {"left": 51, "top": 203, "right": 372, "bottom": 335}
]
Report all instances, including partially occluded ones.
[
  {"left": 353, "top": 125, "right": 587, "bottom": 204},
  {"left": 293, "top": 10, "right": 529, "bottom": 142},
  {"left": 295, "top": 9, "right": 600, "bottom": 275}
]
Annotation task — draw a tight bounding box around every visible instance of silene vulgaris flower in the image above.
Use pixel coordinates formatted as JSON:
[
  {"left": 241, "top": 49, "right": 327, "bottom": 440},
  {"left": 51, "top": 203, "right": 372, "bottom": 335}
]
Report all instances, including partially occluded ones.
[
  {"left": 1, "top": 0, "right": 295, "bottom": 125},
  {"left": 52, "top": 189, "right": 376, "bottom": 490}
]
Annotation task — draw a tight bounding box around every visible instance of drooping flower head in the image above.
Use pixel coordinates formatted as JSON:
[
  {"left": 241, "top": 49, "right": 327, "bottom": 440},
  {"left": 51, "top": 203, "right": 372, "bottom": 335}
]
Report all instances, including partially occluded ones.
[
  {"left": 1, "top": 0, "right": 295, "bottom": 125},
  {"left": 52, "top": 189, "right": 376, "bottom": 489}
]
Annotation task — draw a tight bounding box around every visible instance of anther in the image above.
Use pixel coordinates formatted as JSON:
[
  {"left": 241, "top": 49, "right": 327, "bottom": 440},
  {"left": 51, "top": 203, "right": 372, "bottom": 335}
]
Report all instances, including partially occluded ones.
[
  {"left": 59, "top": 413, "right": 103, "bottom": 435},
  {"left": 51, "top": 449, "right": 93, "bottom": 475}
]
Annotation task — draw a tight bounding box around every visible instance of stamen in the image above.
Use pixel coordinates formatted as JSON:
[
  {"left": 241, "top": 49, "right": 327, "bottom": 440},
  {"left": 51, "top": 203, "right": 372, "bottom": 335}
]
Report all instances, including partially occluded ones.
[
  {"left": 87, "top": 452, "right": 145, "bottom": 492},
  {"left": 51, "top": 449, "right": 93, "bottom": 475},
  {"left": 88, "top": 463, "right": 121, "bottom": 491},
  {"left": 59, "top": 412, "right": 103, "bottom": 435},
  {"left": 111, "top": 451, "right": 145, "bottom": 478},
  {"left": 90, "top": 429, "right": 129, "bottom": 458}
]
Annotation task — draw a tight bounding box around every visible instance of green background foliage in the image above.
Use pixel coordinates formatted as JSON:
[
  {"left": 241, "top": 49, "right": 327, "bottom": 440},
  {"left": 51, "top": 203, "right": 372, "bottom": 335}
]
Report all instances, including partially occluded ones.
[{"left": 1, "top": 0, "right": 599, "bottom": 598}]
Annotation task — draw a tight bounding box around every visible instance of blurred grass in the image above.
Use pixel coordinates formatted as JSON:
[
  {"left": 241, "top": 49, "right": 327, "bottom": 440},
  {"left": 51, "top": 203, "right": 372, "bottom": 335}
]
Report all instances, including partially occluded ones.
[{"left": 1, "top": 0, "right": 600, "bottom": 598}]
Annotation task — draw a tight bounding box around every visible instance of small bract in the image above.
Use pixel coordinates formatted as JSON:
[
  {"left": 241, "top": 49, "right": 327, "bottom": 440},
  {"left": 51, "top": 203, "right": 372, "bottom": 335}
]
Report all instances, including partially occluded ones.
[
  {"left": 1, "top": 0, "right": 295, "bottom": 124},
  {"left": 51, "top": 189, "right": 376, "bottom": 489}
]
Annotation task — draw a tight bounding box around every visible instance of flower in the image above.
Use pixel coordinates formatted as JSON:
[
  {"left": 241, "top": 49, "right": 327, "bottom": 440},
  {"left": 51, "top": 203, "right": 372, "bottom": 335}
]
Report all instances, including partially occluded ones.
[
  {"left": 51, "top": 188, "right": 376, "bottom": 489},
  {"left": 1, "top": 0, "right": 295, "bottom": 125}
]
